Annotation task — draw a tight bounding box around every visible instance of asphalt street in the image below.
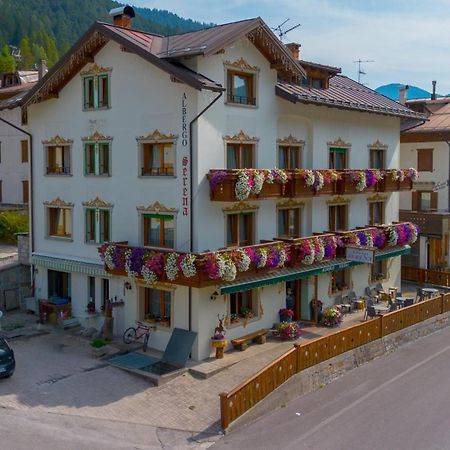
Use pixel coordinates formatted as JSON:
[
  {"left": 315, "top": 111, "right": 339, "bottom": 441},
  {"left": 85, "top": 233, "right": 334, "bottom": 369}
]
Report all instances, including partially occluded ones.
[{"left": 214, "top": 326, "right": 450, "bottom": 450}]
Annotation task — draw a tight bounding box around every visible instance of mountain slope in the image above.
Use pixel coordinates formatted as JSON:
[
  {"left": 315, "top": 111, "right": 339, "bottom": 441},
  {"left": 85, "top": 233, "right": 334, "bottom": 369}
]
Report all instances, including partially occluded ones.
[{"left": 376, "top": 83, "right": 437, "bottom": 101}]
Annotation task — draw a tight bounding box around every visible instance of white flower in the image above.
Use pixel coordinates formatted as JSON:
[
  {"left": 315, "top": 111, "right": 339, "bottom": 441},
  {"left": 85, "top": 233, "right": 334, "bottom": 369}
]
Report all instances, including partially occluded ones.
[
  {"left": 409, "top": 224, "right": 419, "bottom": 244},
  {"left": 236, "top": 249, "right": 251, "bottom": 272},
  {"left": 222, "top": 255, "right": 237, "bottom": 281},
  {"left": 314, "top": 171, "right": 325, "bottom": 191},
  {"left": 235, "top": 170, "right": 251, "bottom": 200},
  {"left": 302, "top": 170, "right": 315, "bottom": 187},
  {"left": 142, "top": 266, "right": 157, "bottom": 285},
  {"left": 180, "top": 254, "right": 197, "bottom": 278},
  {"left": 256, "top": 248, "right": 268, "bottom": 268},
  {"left": 365, "top": 231, "right": 374, "bottom": 248},
  {"left": 165, "top": 252, "right": 179, "bottom": 280},
  {"left": 250, "top": 171, "right": 265, "bottom": 194},
  {"left": 301, "top": 241, "right": 315, "bottom": 265},
  {"left": 315, "top": 239, "right": 325, "bottom": 262},
  {"left": 277, "top": 247, "right": 287, "bottom": 267},
  {"left": 387, "top": 227, "right": 398, "bottom": 247},
  {"left": 104, "top": 245, "right": 116, "bottom": 270},
  {"left": 124, "top": 250, "right": 138, "bottom": 279}
]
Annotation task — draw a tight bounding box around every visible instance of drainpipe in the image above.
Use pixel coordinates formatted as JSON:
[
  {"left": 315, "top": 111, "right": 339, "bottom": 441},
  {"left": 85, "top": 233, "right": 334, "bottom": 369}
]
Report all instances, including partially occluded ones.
[
  {"left": 187, "top": 90, "right": 223, "bottom": 331},
  {"left": 0, "top": 115, "right": 34, "bottom": 290}
]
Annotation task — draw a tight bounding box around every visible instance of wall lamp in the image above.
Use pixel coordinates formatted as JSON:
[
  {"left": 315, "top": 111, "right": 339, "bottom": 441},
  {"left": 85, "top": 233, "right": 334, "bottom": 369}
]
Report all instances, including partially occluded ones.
[
  {"left": 124, "top": 281, "right": 132, "bottom": 291},
  {"left": 210, "top": 290, "right": 218, "bottom": 301}
]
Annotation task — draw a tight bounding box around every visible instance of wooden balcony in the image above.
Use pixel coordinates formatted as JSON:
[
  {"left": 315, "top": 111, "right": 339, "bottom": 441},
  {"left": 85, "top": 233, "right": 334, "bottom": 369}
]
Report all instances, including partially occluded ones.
[
  {"left": 98, "top": 222, "right": 417, "bottom": 289},
  {"left": 208, "top": 169, "right": 415, "bottom": 202}
]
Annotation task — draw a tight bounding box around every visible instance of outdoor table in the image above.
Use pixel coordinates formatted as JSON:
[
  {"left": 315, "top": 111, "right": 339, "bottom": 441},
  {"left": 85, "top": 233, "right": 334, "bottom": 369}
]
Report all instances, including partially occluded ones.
[
  {"left": 396, "top": 297, "right": 407, "bottom": 307},
  {"left": 389, "top": 286, "right": 399, "bottom": 300},
  {"left": 422, "top": 288, "right": 439, "bottom": 298},
  {"left": 374, "top": 305, "right": 389, "bottom": 314}
]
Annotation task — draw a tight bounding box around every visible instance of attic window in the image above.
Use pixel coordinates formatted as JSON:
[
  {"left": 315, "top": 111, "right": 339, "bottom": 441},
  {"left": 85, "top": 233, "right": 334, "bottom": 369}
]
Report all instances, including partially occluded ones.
[
  {"left": 301, "top": 76, "right": 325, "bottom": 89},
  {"left": 224, "top": 58, "right": 259, "bottom": 107},
  {"left": 81, "top": 64, "right": 112, "bottom": 111}
]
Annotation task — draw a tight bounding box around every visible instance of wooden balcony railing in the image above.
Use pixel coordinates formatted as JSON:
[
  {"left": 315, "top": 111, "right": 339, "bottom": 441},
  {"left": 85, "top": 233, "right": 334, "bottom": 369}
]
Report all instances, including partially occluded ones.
[
  {"left": 98, "top": 222, "right": 418, "bottom": 289},
  {"left": 207, "top": 168, "right": 416, "bottom": 202}
]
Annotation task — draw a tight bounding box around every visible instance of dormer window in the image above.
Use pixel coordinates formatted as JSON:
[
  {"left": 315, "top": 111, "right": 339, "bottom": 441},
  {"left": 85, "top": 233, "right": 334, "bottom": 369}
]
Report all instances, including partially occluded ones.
[
  {"left": 81, "top": 64, "right": 111, "bottom": 111},
  {"left": 224, "top": 58, "right": 258, "bottom": 107}
]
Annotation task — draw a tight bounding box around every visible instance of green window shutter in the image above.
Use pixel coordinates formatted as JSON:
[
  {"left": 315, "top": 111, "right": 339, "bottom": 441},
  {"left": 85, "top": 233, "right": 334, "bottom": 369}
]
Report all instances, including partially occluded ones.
[
  {"left": 100, "top": 210, "right": 110, "bottom": 242},
  {"left": 329, "top": 147, "right": 346, "bottom": 154},
  {"left": 105, "top": 75, "right": 109, "bottom": 108},
  {"left": 85, "top": 209, "right": 90, "bottom": 242},
  {"left": 144, "top": 213, "right": 174, "bottom": 220},
  {"left": 84, "top": 144, "right": 88, "bottom": 175}
]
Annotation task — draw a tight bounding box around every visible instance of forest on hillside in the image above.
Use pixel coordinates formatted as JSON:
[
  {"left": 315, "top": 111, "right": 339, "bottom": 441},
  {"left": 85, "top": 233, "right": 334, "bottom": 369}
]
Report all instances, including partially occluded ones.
[{"left": 0, "top": 0, "right": 212, "bottom": 72}]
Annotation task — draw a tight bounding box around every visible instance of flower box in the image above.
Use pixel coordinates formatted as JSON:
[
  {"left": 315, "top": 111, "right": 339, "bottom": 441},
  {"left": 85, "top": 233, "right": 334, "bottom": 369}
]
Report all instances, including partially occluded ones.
[
  {"left": 377, "top": 176, "right": 399, "bottom": 192},
  {"left": 290, "top": 173, "right": 315, "bottom": 197},
  {"left": 399, "top": 178, "right": 413, "bottom": 191}
]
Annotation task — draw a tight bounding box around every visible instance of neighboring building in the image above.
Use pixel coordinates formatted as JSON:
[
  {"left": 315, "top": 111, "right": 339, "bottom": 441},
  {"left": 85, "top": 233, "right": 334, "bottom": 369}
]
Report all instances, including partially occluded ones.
[
  {"left": 23, "top": 8, "right": 422, "bottom": 360},
  {"left": 0, "top": 70, "right": 40, "bottom": 206},
  {"left": 400, "top": 96, "right": 450, "bottom": 269}
]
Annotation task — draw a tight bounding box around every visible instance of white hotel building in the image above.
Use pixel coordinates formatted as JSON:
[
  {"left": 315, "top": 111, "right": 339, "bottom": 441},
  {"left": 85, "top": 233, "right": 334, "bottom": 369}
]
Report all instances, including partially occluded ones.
[{"left": 21, "top": 8, "right": 423, "bottom": 360}]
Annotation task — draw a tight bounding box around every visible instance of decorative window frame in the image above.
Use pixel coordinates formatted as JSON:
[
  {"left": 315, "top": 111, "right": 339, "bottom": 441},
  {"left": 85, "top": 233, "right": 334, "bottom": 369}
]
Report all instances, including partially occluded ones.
[
  {"left": 80, "top": 63, "right": 112, "bottom": 111},
  {"left": 223, "top": 130, "right": 259, "bottom": 169},
  {"left": 225, "top": 288, "right": 261, "bottom": 329},
  {"left": 327, "top": 137, "right": 351, "bottom": 169},
  {"left": 276, "top": 198, "right": 305, "bottom": 237},
  {"left": 137, "top": 201, "right": 178, "bottom": 249},
  {"left": 42, "top": 135, "right": 74, "bottom": 176},
  {"left": 367, "top": 193, "right": 386, "bottom": 225},
  {"left": 136, "top": 130, "right": 178, "bottom": 178},
  {"left": 368, "top": 140, "right": 388, "bottom": 169},
  {"left": 82, "top": 197, "right": 113, "bottom": 245},
  {"left": 138, "top": 285, "right": 175, "bottom": 332},
  {"left": 81, "top": 131, "right": 113, "bottom": 177},
  {"left": 277, "top": 135, "right": 305, "bottom": 169},
  {"left": 224, "top": 57, "right": 260, "bottom": 108},
  {"left": 223, "top": 201, "right": 259, "bottom": 248},
  {"left": 44, "top": 197, "right": 74, "bottom": 241},
  {"left": 329, "top": 267, "right": 353, "bottom": 295},
  {"left": 369, "top": 259, "right": 390, "bottom": 284}
]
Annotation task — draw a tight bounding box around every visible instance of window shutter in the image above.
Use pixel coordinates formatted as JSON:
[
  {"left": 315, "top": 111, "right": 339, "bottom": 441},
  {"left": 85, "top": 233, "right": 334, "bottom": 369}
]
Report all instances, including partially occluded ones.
[
  {"left": 431, "top": 191, "right": 438, "bottom": 210},
  {"left": 417, "top": 149, "right": 433, "bottom": 172},
  {"left": 21, "top": 140, "right": 28, "bottom": 162},
  {"left": 411, "top": 191, "right": 419, "bottom": 211}
]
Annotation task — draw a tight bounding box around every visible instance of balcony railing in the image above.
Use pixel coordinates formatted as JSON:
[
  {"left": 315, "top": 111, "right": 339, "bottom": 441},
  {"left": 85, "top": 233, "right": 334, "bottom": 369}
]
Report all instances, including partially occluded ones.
[
  {"left": 207, "top": 168, "right": 416, "bottom": 202},
  {"left": 46, "top": 166, "right": 71, "bottom": 175},
  {"left": 98, "top": 222, "right": 418, "bottom": 289}
]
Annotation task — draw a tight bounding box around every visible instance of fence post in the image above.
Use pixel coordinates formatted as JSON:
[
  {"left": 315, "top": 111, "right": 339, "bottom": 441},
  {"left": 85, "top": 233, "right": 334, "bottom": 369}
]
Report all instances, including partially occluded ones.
[
  {"left": 441, "top": 293, "right": 445, "bottom": 314},
  {"left": 219, "top": 392, "right": 229, "bottom": 430},
  {"left": 380, "top": 314, "right": 385, "bottom": 338},
  {"left": 294, "top": 342, "right": 301, "bottom": 373}
]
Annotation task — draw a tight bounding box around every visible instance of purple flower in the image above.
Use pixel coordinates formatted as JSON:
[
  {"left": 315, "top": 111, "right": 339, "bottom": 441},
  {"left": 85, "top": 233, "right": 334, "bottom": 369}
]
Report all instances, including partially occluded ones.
[
  {"left": 358, "top": 231, "right": 368, "bottom": 246},
  {"left": 209, "top": 170, "right": 228, "bottom": 190},
  {"left": 129, "top": 248, "right": 145, "bottom": 273},
  {"left": 374, "top": 232, "right": 386, "bottom": 249}
]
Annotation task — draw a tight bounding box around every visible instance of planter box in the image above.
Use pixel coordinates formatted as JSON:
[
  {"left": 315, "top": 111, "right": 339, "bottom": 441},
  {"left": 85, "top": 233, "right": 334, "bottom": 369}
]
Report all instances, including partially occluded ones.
[
  {"left": 377, "top": 177, "right": 399, "bottom": 192},
  {"left": 91, "top": 345, "right": 110, "bottom": 358},
  {"left": 291, "top": 175, "right": 315, "bottom": 197},
  {"left": 399, "top": 178, "right": 413, "bottom": 191},
  {"left": 57, "top": 318, "right": 80, "bottom": 329}
]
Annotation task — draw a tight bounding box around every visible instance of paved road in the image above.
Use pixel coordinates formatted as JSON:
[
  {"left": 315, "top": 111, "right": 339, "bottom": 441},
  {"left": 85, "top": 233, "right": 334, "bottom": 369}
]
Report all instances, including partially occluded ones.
[{"left": 214, "top": 326, "right": 450, "bottom": 450}]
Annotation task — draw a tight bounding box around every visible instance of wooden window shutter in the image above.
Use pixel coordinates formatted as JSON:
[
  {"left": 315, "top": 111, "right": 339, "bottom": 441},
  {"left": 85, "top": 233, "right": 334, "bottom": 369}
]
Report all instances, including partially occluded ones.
[
  {"left": 417, "top": 149, "right": 433, "bottom": 172},
  {"left": 431, "top": 191, "right": 438, "bottom": 210},
  {"left": 21, "top": 140, "right": 28, "bottom": 162},
  {"left": 22, "top": 180, "right": 29, "bottom": 203},
  {"left": 411, "top": 191, "right": 420, "bottom": 211}
]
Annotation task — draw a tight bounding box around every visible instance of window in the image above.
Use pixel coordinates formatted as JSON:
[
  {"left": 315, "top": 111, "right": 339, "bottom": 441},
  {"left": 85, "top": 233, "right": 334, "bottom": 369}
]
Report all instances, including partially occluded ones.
[
  {"left": 22, "top": 180, "right": 29, "bottom": 204},
  {"left": 226, "top": 143, "right": 254, "bottom": 169},
  {"left": 278, "top": 145, "right": 301, "bottom": 169},
  {"left": 329, "top": 147, "right": 347, "bottom": 169},
  {"left": 278, "top": 207, "right": 301, "bottom": 237},
  {"left": 143, "top": 213, "right": 175, "bottom": 248},
  {"left": 141, "top": 143, "right": 175, "bottom": 176},
  {"left": 226, "top": 212, "right": 254, "bottom": 247},
  {"left": 101, "top": 279, "right": 109, "bottom": 312},
  {"left": 417, "top": 148, "right": 433, "bottom": 172},
  {"left": 412, "top": 191, "right": 437, "bottom": 211},
  {"left": 48, "top": 207, "right": 72, "bottom": 238},
  {"left": 329, "top": 204, "right": 348, "bottom": 231},
  {"left": 369, "top": 149, "right": 385, "bottom": 169},
  {"left": 88, "top": 276, "right": 96, "bottom": 303},
  {"left": 331, "top": 268, "right": 350, "bottom": 293},
  {"left": 48, "top": 270, "right": 70, "bottom": 299},
  {"left": 301, "top": 76, "right": 326, "bottom": 89},
  {"left": 83, "top": 73, "right": 110, "bottom": 110},
  {"left": 85, "top": 208, "right": 110, "bottom": 244},
  {"left": 84, "top": 142, "right": 110, "bottom": 176},
  {"left": 21, "top": 140, "right": 28, "bottom": 163},
  {"left": 143, "top": 288, "right": 171, "bottom": 327},
  {"left": 227, "top": 70, "right": 255, "bottom": 105},
  {"left": 46, "top": 145, "right": 71, "bottom": 175},
  {"left": 371, "top": 260, "right": 387, "bottom": 282},
  {"left": 369, "top": 201, "right": 384, "bottom": 225},
  {"left": 229, "top": 290, "right": 258, "bottom": 323}
]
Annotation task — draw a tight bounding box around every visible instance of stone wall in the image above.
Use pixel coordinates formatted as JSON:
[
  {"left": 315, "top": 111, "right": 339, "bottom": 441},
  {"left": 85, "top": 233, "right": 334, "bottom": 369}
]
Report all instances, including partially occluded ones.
[
  {"left": 17, "top": 233, "right": 30, "bottom": 265},
  {"left": 0, "top": 263, "right": 32, "bottom": 311}
]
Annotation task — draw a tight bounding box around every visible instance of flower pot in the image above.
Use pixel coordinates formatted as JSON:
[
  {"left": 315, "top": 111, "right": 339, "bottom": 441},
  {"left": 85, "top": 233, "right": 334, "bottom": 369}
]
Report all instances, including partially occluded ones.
[
  {"left": 279, "top": 315, "right": 292, "bottom": 323},
  {"left": 211, "top": 339, "right": 227, "bottom": 359}
]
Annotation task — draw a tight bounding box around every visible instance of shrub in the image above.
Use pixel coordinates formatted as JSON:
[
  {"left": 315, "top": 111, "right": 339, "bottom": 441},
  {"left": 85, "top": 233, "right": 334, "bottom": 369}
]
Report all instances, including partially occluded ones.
[
  {"left": 0, "top": 211, "right": 29, "bottom": 243},
  {"left": 90, "top": 338, "right": 107, "bottom": 348}
]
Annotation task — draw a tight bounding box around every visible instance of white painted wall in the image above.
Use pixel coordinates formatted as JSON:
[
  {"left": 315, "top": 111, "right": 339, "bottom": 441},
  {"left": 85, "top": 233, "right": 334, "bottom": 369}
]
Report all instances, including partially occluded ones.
[{"left": 0, "top": 107, "right": 29, "bottom": 204}]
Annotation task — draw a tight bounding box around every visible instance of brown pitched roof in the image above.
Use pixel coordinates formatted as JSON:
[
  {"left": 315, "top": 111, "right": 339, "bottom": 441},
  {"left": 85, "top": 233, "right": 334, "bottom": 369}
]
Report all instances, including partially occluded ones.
[{"left": 276, "top": 75, "right": 425, "bottom": 119}]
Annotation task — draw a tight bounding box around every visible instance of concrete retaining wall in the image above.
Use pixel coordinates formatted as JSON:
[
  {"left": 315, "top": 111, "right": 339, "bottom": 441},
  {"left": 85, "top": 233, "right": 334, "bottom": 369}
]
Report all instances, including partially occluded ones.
[
  {"left": 0, "top": 263, "right": 32, "bottom": 311},
  {"left": 227, "top": 312, "right": 450, "bottom": 432}
]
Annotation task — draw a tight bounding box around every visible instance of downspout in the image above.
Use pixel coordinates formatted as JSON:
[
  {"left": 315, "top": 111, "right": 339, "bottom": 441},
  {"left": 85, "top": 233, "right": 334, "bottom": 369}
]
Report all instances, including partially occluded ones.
[
  {"left": 0, "top": 114, "right": 34, "bottom": 290},
  {"left": 188, "top": 90, "right": 223, "bottom": 331}
]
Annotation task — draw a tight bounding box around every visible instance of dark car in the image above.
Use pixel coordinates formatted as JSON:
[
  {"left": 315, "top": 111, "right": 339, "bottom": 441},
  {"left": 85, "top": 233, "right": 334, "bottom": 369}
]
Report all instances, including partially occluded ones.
[{"left": 0, "top": 338, "right": 15, "bottom": 377}]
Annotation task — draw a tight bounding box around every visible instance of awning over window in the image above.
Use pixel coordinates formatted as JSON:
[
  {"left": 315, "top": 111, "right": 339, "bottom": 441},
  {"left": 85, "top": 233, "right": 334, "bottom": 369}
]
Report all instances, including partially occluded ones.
[
  {"left": 32, "top": 253, "right": 108, "bottom": 277},
  {"left": 219, "top": 246, "right": 411, "bottom": 295}
]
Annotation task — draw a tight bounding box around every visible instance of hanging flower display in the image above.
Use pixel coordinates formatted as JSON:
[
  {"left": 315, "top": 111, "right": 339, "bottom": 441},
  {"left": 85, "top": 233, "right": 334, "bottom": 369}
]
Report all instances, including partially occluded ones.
[
  {"left": 312, "top": 171, "right": 325, "bottom": 191},
  {"left": 391, "top": 169, "right": 405, "bottom": 182},
  {"left": 141, "top": 265, "right": 157, "bottom": 285},
  {"left": 232, "top": 249, "right": 251, "bottom": 272},
  {"left": 314, "top": 238, "right": 325, "bottom": 262},
  {"left": 250, "top": 170, "right": 265, "bottom": 194},
  {"left": 350, "top": 171, "right": 367, "bottom": 192},
  {"left": 165, "top": 252, "right": 179, "bottom": 281},
  {"left": 235, "top": 170, "right": 252, "bottom": 200},
  {"left": 209, "top": 170, "right": 228, "bottom": 190},
  {"left": 387, "top": 227, "right": 398, "bottom": 246},
  {"left": 179, "top": 254, "right": 197, "bottom": 278},
  {"left": 265, "top": 168, "right": 289, "bottom": 184},
  {"left": 298, "top": 169, "right": 315, "bottom": 187},
  {"left": 102, "top": 244, "right": 116, "bottom": 270},
  {"left": 222, "top": 254, "right": 237, "bottom": 281},
  {"left": 322, "top": 169, "right": 341, "bottom": 184},
  {"left": 405, "top": 168, "right": 419, "bottom": 181},
  {"left": 125, "top": 248, "right": 144, "bottom": 279},
  {"left": 323, "top": 236, "right": 337, "bottom": 259},
  {"left": 374, "top": 229, "right": 386, "bottom": 249},
  {"left": 365, "top": 169, "right": 383, "bottom": 187},
  {"left": 255, "top": 248, "right": 268, "bottom": 268},
  {"left": 298, "top": 239, "right": 315, "bottom": 265}
]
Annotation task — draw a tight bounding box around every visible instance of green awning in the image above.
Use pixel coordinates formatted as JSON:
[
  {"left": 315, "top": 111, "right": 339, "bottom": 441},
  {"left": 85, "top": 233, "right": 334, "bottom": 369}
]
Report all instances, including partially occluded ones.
[
  {"left": 32, "top": 253, "right": 108, "bottom": 277},
  {"left": 375, "top": 245, "right": 411, "bottom": 261}
]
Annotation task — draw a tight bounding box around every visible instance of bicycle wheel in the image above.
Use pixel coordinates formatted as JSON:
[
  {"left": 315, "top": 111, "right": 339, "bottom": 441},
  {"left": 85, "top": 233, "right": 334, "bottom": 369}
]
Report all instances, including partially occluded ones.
[
  {"left": 143, "top": 332, "right": 149, "bottom": 352},
  {"left": 123, "top": 327, "right": 136, "bottom": 344}
]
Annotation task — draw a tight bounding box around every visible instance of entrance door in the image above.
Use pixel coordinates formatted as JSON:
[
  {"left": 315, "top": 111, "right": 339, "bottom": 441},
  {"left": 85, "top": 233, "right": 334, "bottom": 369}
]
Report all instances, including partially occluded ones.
[
  {"left": 285, "top": 280, "right": 302, "bottom": 321},
  {"left": 428, "top": 237, "right": 443, "bottom": 270}
]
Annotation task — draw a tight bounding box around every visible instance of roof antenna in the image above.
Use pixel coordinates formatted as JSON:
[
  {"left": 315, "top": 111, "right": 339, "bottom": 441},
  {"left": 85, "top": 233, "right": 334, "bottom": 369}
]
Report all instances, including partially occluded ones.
[
  {"left": 271, "top": 19, "right": 301, "bottom": 41},
  {"left": 353, "top": 58, "right": 375, "bottom": 84}
]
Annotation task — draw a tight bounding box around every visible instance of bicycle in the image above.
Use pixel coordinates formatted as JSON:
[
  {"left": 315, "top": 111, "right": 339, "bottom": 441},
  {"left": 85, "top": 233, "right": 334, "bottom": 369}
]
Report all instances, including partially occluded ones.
[{"left": 122, "top": 321, "right": 156, "bottom": 352}]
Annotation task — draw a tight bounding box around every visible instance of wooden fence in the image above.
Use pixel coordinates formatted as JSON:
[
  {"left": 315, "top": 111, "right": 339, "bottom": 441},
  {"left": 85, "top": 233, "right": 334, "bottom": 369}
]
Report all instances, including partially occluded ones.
[
  {"left": 219, "top": 293, "right": 450, "bottom": 429},
  {"left": 402, "top": 266, "right": 450, "bottom": 287}
]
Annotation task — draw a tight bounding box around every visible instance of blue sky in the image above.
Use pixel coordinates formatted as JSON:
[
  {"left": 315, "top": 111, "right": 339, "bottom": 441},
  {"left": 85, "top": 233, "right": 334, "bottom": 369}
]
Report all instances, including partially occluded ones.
[{"left": 131, "top": 0, "right": 450, "bottom": 94}]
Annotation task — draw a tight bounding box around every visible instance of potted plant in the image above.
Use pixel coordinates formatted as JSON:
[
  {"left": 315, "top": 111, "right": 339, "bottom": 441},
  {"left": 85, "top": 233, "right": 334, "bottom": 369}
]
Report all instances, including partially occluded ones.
[
  {"left": 279, "top": 308, "right": 294, "bottom": 322},
  {"left": 90, "top": 338, "right": 110, "bottom": 358},
  {"left": 230, "top": 313, "right": 240, "bottom": 324},
  {"left": 239, "top": 307, "right": 254, "bottom": 320},
  {"left": 275, "top": 322, "right": 301, "bottom": 340},
  {"left": 320, "top": 307, "right": 343, "bottom": 327},
  {"left": 87, "top": 301, "right": 96, "bottom": 314},
  {"left": 211, "top": 315, "right": 227, "bottom": 358}
]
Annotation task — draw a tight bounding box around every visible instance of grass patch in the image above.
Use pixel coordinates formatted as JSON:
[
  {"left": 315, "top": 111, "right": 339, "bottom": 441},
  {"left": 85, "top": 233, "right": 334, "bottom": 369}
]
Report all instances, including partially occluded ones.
[
  {"left": 0, "top": 211, "right": 29, "bottom": 244},
  {"left": 90, "top": 338, "right": 107, "bottom": 348},
  {"left": 2, "top": 322, "right": 25, "bottom": 331}
]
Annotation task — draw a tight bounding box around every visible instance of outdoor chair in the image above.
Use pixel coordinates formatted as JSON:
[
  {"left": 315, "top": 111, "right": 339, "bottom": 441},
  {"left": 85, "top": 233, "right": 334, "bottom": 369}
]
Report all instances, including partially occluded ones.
[
  {"left": 403, "top": 298, "right": 414, "bottom": 308},
  {"left": 416, "top": 288, "right": 426, "bottom": 302},
  {"left": 366, "top": 305, "right": 378, "bottom": 320},
  {"left": 340, "top": 295, "right": 352, "bottom": 314},
  {"left": 348, "top": 290, "right": 358, "bottom": 309},
  {"left": 375, "top": 283, "right": 384, "bottom": 292},
  {"left": 387, "top": 299, "right": 397, "bottom": 312}
]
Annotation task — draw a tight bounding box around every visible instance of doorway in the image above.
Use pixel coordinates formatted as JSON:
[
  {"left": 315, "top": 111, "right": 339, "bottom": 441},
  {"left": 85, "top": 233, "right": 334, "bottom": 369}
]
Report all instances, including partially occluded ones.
[{"left": 285, "top": 280, "right": 305, "bottom": 321}]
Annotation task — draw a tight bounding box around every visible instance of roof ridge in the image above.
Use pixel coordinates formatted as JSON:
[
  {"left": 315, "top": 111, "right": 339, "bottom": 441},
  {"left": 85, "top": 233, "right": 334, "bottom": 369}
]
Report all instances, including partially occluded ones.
[{"left": 97, "top": 21, "right": 165, "bottom": 38}]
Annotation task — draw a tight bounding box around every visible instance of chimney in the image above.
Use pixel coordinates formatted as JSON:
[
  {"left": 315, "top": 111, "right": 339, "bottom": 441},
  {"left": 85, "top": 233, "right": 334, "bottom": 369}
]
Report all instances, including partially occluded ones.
[
  {"left": 109, "top": 5, "right": 135, "bottom": 28},
  {"left": 286, "top": 42, "right": 301, "bottom": 60},
  {"left": 37, "top": 59, "right": 47, "bottom": 80},
  {"left": 399, "top": 84, "right": 409, "bottom": 105},
  {"left": 431, "top": 80, "right": 437, "bottom": 100}
]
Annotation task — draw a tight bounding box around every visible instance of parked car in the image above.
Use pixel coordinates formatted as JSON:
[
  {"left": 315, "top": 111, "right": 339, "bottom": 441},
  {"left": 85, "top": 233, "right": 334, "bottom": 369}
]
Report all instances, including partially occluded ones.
[{"left": 0, "top": 338, "right": 15, "bottom": 377}]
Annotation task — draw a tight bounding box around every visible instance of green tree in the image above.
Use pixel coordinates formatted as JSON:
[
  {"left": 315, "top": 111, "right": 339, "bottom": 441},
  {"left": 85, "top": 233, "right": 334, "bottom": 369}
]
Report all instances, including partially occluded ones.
[
  {"left": 0, "top": 45, "right": 16, "bottom": 73},
  {"left": 31, "top": 43, "right": 47, "bottom": 63},
  {"left": 43, "top": 33, "right": 58, "bottom": 67},
  {"left": 19, "top": 37, "right": 34, "bottom": 69}
]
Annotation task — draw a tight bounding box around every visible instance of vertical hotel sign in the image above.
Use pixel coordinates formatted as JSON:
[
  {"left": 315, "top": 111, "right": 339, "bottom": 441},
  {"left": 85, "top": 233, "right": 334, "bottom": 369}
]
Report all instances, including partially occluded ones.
[{"left": 181, "top": 93, "right": 189, "bottom": 216}]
